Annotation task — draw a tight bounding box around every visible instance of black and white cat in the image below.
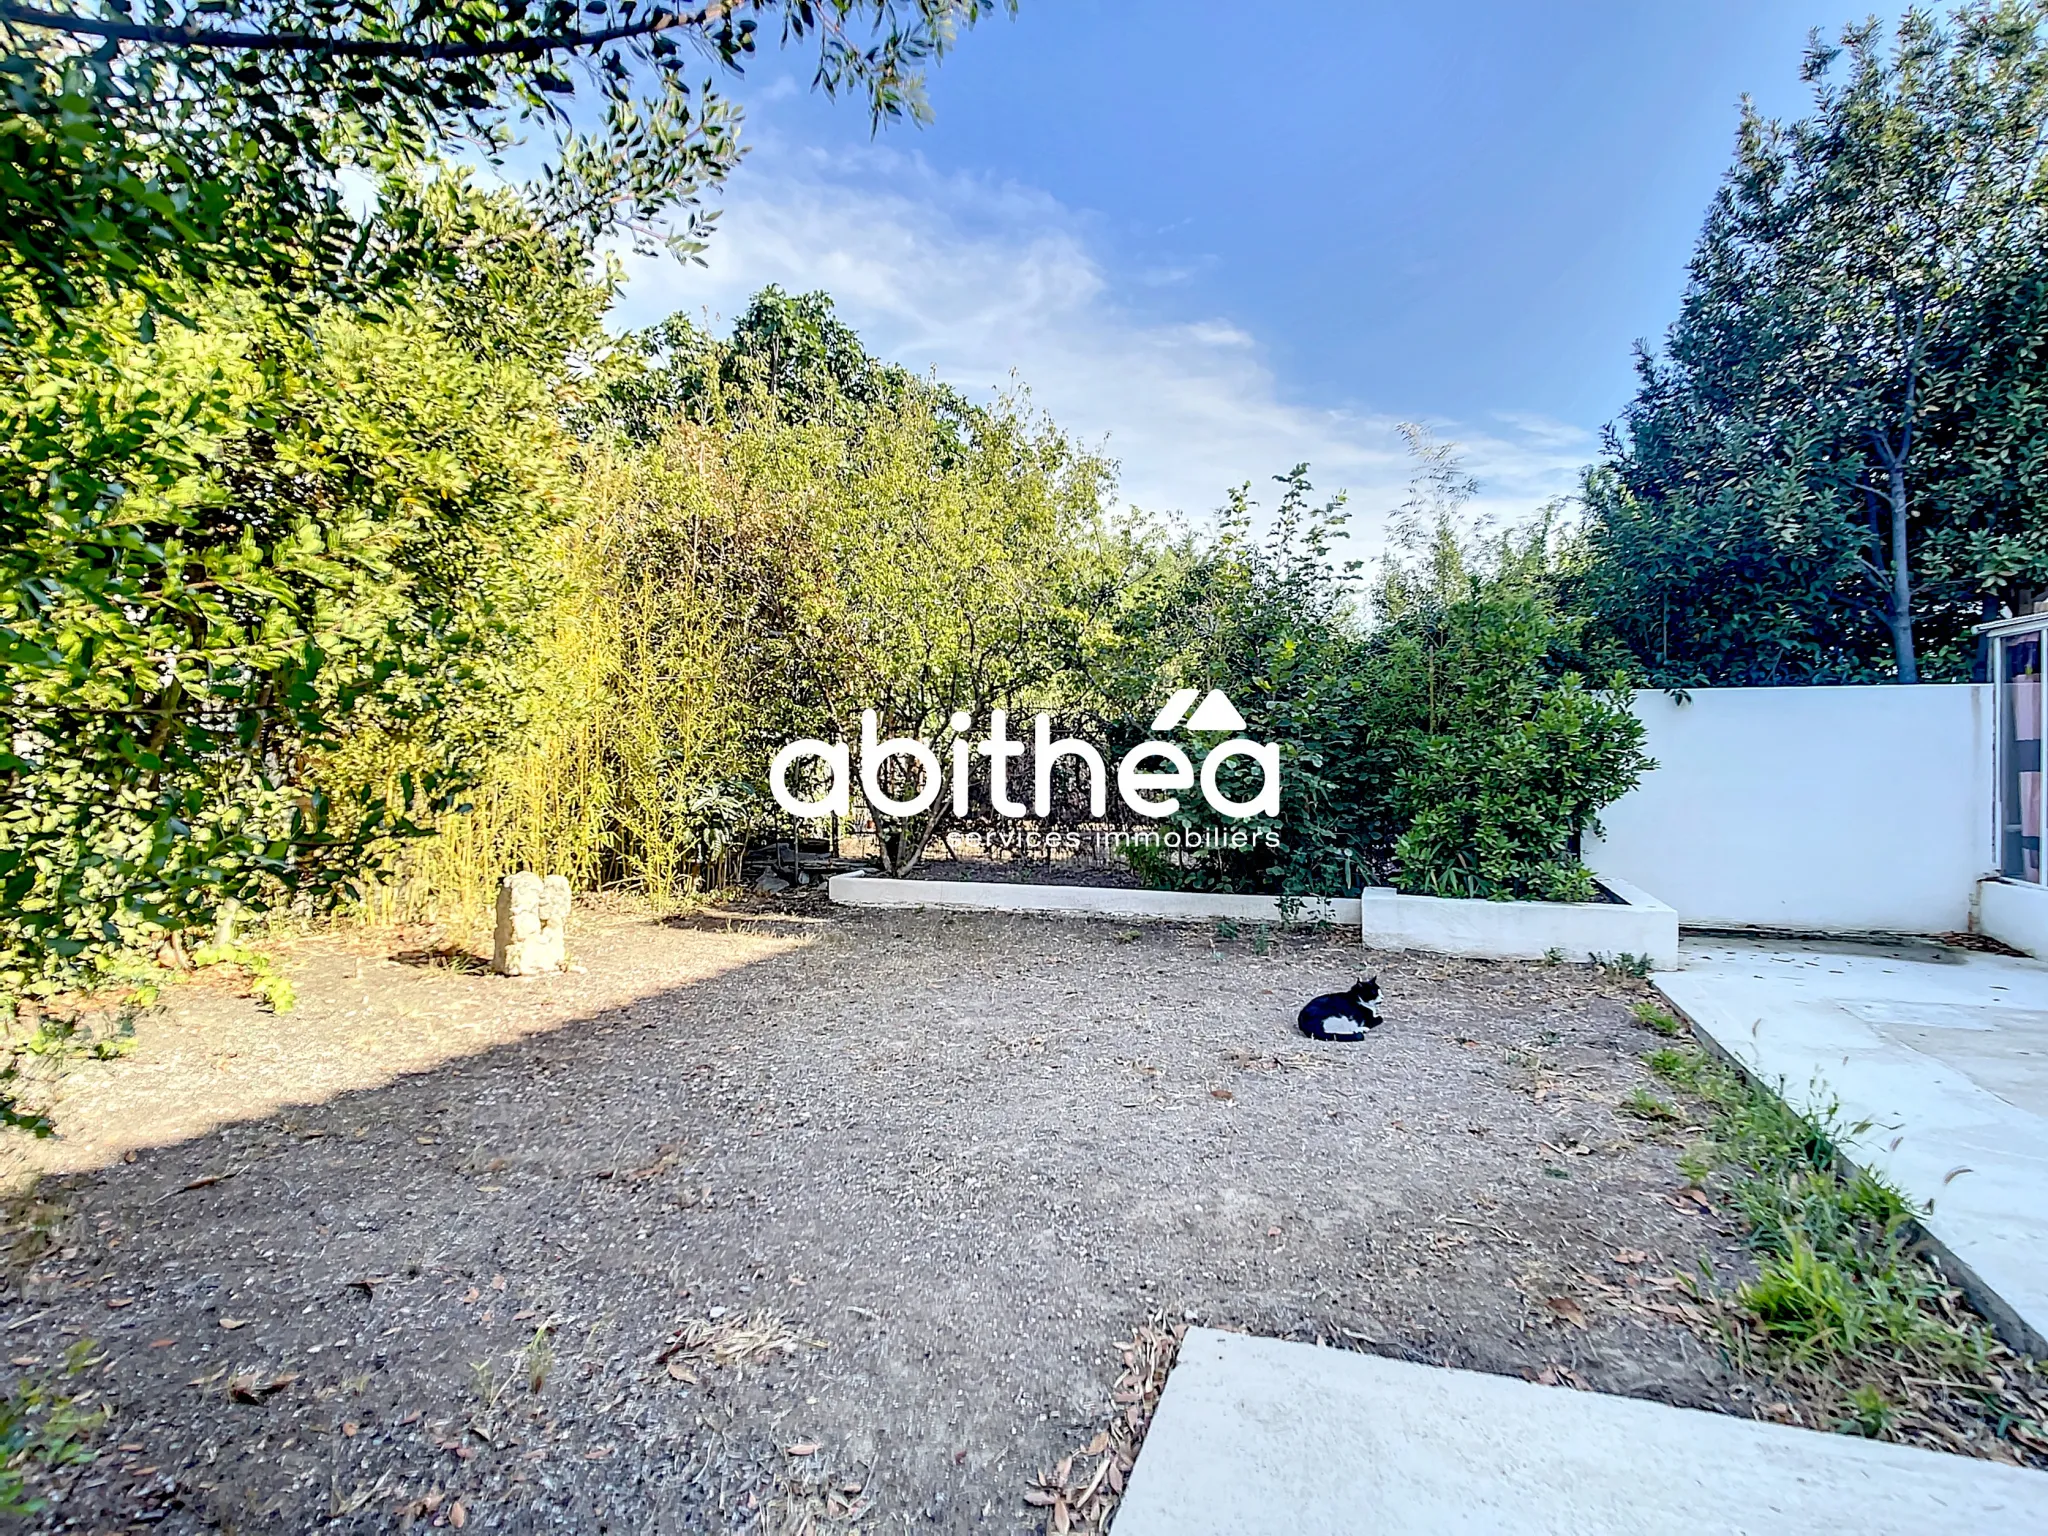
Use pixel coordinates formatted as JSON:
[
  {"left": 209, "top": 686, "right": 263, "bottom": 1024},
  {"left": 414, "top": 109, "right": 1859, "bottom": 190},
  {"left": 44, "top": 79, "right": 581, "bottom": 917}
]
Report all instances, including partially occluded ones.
[{"left": 1297, "top": 977, "right": 1381, "bottom": 1041}]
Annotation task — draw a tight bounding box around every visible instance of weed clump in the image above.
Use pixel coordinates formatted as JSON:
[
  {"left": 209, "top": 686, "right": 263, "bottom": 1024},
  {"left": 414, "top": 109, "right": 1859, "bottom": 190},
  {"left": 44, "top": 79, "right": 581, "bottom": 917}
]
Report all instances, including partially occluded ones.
[
  {"left": 1644, "top": 1042, "right": 2048, "bottom": 1458},
  {"left": 1630, "top": 1000, "right": 1683, "bottom": 1036},
  {"left": 0, "top": 1342, "right": 109, "bottom": 1515}
]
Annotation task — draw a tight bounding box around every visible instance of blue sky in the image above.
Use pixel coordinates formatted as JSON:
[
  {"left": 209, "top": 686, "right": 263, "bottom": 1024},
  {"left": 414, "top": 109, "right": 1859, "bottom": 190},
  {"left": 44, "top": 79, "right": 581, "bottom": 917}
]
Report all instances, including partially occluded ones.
[{"left": 613, "top": 1, "right": 1907, "bottom": 539}]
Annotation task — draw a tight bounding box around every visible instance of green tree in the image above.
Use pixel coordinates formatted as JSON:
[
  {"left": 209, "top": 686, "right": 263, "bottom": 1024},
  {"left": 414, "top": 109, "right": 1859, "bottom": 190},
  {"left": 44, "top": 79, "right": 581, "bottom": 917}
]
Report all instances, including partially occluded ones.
[
  {"left": 768, "top": 385, "right": 1112, "bottom": 875},
  {"left": 1582, "top": 2, "right": 2048, "bottom": 685},
  {"left": 1378, "top": 515, "right": 1650, "bottom": 903},
  {"left": 594, "top": 287, "right": 931, "bottom": 440},
  {"left": 1090, "top": 466, "right": 1380, "bottom": 896},
  {"left": 402, "top": 295, "right": 1115, "bottom": 900},
  {"left": 0, "top": 2, "right": 1010, "bottom": 995},
  {"left": 2, "top": 1, "right": 1008, "bottom": 326}
]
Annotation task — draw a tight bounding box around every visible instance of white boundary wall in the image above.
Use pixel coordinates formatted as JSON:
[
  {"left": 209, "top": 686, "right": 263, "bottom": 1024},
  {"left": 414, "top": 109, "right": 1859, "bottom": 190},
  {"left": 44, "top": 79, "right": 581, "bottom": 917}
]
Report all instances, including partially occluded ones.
[
  {"left": 1586, "top": 685, "right": 1991, "bottom": 934},
  {"left": 1358, "top": 876, "right": 1676, "bottom": 969}
]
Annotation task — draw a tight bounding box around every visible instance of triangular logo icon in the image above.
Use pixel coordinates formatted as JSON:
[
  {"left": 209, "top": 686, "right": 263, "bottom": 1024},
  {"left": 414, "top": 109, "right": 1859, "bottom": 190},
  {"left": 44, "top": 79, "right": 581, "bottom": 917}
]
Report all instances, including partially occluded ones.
[
  {"left": 1150, "top": 689, "right": 1200, "bottom": 732},
  {"left": 1184, "top": 689, "right": 1246, "bottom": 732}
]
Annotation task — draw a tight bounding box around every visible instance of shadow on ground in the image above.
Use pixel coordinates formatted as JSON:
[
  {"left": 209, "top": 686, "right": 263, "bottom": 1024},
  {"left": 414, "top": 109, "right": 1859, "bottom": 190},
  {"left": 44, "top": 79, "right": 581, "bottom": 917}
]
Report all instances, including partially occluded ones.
[{"left": 2, "top": 909, "right": 1755, "bottom": 1532}]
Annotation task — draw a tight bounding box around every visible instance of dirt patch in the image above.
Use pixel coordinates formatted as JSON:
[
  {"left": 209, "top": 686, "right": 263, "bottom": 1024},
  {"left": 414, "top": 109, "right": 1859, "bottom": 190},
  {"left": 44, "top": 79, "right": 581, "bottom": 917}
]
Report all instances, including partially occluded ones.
[{"left": 2, "top": 904, "right": 1768, "bottom": 1530}]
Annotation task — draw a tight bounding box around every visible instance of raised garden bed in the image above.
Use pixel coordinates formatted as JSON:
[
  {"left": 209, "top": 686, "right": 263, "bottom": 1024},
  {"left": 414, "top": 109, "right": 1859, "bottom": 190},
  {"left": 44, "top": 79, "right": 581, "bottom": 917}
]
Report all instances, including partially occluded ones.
[
  {"left": 906, "top": 850, "right": 1142, "bottom": 889},
  {"left": 1358, "top": 875, "right": 1676, "bottom": 968},
  {"left": 827, "top": 870, "right": 1360, "bottom": 926},
  {"left": 827, "top": 868, "right": 1677, "bottom": 966}
]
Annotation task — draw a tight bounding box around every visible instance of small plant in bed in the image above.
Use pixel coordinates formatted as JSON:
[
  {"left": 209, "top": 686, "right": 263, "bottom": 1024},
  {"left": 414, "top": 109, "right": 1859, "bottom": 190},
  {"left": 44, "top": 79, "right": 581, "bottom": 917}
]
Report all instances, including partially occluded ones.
[
  {"left": 1631, "top": 1000, "right": 1684, "bottom": 1036},
  {"left": 1620, "top": 1086, "right": 1681, "bottom": 1123}
]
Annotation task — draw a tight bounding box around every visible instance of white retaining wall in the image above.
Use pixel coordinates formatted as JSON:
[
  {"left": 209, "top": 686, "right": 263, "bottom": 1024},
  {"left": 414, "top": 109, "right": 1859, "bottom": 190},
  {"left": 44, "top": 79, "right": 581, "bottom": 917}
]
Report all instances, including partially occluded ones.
[
  {"left": 1586, "top": 684, "right": 1992, "bottom": 934},
  {"left": 1980, "top": 877, "right": 2048, "bottom": 958},
  {"left": 1358, "top": 876, "right": 1676, "bottom": 969},
  {"left": 828, "top": 873, "right": 1361, "bottom": 927},
  {"left": 830, "top": 872, "right": 1675, "bottom": 966}
]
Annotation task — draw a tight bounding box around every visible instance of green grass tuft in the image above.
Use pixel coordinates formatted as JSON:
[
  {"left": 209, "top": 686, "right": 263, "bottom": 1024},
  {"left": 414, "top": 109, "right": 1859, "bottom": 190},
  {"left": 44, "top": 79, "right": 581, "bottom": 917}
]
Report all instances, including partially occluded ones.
[
  {"left": 1631, "top": 999, "right": 1684, "bottom": 1036},
  {"left": 191, "top": 942, "right": 296, "bottom": 1014},
  {"left": 1621, "top": 1086, "right": 1681, "bottom": 1123},
  {"left": 1645, "top": 1041, "right": 2035, "bottom": 1455}
]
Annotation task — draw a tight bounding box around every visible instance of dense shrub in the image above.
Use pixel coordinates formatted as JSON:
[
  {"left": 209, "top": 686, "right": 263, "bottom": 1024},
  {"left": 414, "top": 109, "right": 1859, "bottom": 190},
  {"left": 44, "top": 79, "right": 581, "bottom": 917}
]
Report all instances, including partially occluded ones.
[
  {"left": 1, "top": 179, "right": 599, "bottom": 994},
  {"left": 1114, "top": 442, "right": 1651, "bottom": 900},
  {"left": 361, "top": 305, "right": 1114, "bottom": 915}
]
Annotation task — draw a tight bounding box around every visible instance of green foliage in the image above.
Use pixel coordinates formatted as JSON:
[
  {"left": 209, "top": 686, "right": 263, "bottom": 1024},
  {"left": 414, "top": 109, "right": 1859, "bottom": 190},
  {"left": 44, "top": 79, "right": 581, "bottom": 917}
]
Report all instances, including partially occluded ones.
[
  {"left": 189, "top": 942, "right": 295, "bottom": 1014},
  {"left": 722, "top": 369, "right": 1113, "bottom": 876},
  {"left": 11, "top": 1008, "right": 139, "bottom": 1063},
  {"left": 368, "top": 292, "right": 1112, "bottom": 911},
  {"left": 1644, "top": 1044, "right": 1713, "bottom": 1092},
  {"left": 1842, "top": 1382, "right": 1901, "bottom": 1438},
  {"left": 0, "top": 1339, "right": 109, "bottom": 1515},
  {"left": 1113, "top": 435, "right": 1649, "bottom": 900},
  {"left": 1, "top": 3, "right": 1003, "bottom": 331},
  {"left": 597, "top": 287, "right": 932, "bottom": 441},
  {"left": 0, "top": 1061, "right": 51, "bottom": 1139},
  {"left": 1371, "top": 467, "right": 1650, "bottom": 902},
  {"left": 1631, "top": 1000, "right": 1684, "bottom": 1036},
  {"left": 2, "top": 964, "right": 157, "bottom": 1134},
  {"left": 1579, "top": 3, "right": 2048, "bottom": 685},
  {"left": 1620, "top": 1086, "right": 1681, "bottom": 1123},
  {"left": 1092, "top": 468, "right": 1366, "bottom": 894},
  {"left": 1383, "top": 584, "right": 1649, "bottom": 903},
  {"left": 1, "top": 179, "right": 601, "bottom": 992},
  {"left": 1588, "top": 951, "right": 1657, "bottom": 979}
]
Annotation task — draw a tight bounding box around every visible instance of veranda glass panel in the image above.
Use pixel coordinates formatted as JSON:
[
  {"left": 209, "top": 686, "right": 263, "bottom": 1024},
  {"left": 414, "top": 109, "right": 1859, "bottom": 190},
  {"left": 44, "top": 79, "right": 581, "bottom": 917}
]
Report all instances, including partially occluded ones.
[{"left": 2002, "top": 628, "right": 2045, "bottom": 882}]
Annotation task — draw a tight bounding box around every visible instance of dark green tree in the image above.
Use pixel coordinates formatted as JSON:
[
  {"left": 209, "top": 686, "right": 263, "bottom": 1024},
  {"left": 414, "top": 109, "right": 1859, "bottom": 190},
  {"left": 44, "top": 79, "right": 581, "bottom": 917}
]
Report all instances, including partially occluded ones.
[
  {"left": 1581, "top": 2, "right": 2048, "bottom": 685},
  {"left": 595, "top": 287, "right": 941, "bottom": 439}
]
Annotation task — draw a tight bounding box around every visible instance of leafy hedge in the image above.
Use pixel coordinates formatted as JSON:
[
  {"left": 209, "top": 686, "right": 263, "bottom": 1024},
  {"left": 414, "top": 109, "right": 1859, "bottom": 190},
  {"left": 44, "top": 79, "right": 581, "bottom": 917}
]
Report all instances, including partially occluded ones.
[{"left": 1112, "top": 445, "right": 1652, "bottom": 901}]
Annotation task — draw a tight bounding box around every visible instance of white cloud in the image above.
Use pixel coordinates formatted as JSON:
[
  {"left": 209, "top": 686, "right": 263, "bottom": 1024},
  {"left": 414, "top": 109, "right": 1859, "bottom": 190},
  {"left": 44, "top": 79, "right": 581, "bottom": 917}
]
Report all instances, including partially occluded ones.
[{"left": 611, "top": 141, "right": 1594, "bottom": 551}]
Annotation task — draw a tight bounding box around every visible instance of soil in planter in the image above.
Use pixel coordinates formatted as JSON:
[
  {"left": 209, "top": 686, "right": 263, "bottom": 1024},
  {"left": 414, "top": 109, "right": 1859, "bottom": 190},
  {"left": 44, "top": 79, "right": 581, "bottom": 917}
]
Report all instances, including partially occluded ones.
[{"left": 904, "top": 845, "right": 1143, "bottom": 889}]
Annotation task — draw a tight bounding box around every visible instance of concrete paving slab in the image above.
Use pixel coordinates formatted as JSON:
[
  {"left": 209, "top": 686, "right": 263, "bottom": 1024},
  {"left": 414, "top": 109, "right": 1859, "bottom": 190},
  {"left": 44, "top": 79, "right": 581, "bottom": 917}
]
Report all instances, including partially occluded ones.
[
  {"left": 1655, "top": 936, "right": 2048, "bottom": 1353},
  {"left": 1112, "top": 1329, "right": 2048, "bottom": 1535}
]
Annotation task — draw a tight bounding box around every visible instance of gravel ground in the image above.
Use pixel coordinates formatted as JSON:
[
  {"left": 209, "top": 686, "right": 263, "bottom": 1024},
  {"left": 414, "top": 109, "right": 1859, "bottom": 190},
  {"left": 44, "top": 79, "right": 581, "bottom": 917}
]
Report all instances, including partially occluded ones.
[{"left": 1, "top": 903, "right": 1767, "bottom": 1532}]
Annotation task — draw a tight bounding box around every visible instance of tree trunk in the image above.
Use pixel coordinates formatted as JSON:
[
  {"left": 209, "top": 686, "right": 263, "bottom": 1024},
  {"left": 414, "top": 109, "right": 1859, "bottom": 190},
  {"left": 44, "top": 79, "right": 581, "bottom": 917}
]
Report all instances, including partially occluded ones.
[
  {"left": 1973, "top": 593, "right": 1999, "bottom": 684},
  {"left": 1885, "top": 458, "right": 1919, "bottom": 684},
  {"left": 876, "top": 812, "right": 939, "bottom": 878}
]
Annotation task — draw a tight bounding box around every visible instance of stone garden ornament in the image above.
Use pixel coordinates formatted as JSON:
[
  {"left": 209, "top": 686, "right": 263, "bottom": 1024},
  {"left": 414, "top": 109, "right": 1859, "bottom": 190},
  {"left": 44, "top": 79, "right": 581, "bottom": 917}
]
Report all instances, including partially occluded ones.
[{"left": 494, "top": 871, "right": 572, "bottom": 976}]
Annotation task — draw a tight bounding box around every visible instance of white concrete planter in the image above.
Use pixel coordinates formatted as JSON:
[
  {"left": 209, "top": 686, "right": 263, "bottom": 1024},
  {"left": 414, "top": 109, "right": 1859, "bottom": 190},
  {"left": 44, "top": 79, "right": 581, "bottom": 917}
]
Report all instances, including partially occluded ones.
[
  {"left": 1358, "top": 875, "right": 1677, "bottom": 968},
  {"left": 826, "top": 871, "right": 1360, "bottom": 926},
  {"left": 1978, "top": 877, "right": 2048, "bottom": 958},
  {"left": 827, "top": 868, "right": 1677, "bottom": 967}
]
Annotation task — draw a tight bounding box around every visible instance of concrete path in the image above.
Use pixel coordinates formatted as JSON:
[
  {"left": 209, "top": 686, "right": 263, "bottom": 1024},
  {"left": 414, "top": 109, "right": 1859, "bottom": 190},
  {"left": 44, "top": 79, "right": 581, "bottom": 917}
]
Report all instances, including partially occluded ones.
[
  {"left": 1113, "top": 1329, "right": 2048, "bottom": 1535},
  {"left": 1656, "top": 936, "right": 2048, "bottom": 1353}
]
